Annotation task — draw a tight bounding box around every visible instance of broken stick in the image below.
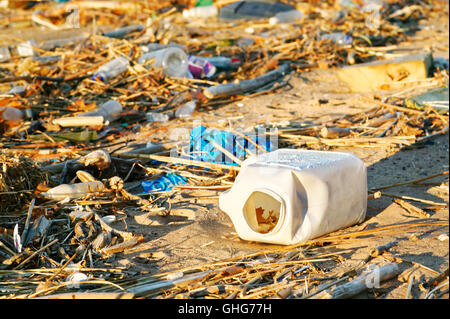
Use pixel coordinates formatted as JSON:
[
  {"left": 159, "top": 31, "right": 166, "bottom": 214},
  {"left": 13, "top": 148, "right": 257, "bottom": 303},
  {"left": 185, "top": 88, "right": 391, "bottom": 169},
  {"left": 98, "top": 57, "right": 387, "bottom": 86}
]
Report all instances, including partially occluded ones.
[{"left": 203, "top": 64, "right": 290, "bottom": 99}]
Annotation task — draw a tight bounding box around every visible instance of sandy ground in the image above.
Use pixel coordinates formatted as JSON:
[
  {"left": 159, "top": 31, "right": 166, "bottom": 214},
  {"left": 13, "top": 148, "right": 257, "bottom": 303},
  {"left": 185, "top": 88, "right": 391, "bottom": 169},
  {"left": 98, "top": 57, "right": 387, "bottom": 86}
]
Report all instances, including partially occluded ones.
[{"left": 84, "top": 3, "right": 450, "bottom": 299}]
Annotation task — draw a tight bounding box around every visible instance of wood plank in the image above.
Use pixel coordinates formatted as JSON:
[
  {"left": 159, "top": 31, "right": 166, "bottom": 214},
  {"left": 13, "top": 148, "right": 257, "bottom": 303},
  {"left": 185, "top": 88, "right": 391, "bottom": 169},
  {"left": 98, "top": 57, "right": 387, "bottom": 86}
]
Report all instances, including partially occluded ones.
[{"left": 337, "top": 53, "right": 433, "bottom": 92}]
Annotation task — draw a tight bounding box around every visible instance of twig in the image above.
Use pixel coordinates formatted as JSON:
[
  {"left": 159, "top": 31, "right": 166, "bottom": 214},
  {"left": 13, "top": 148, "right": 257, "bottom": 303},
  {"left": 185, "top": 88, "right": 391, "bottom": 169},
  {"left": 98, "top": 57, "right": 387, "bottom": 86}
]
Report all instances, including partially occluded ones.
[
  {"left": 405, "top": 276, "right": 414, "bottom": 299},
  {"left": 13, "top": 239, "right": 58, "bottom": 270},
  {"left": 394, "top": 199, "right": 431, "bottom": 218},
  {"left": 416, "top": 126, "right": 449, "bottom": 143},
  {"left": 203, "top": 64, "right": 290, "bottom": 99},
  {"left": 370, "top": 191, "right": 448, "bottom": 206},
  {"left": 360, "top": 97, "right": 424, "bottom": 115},
  {"left": 117, "top": 153, "right": 241, "bottom": 172},
  {"left": 371, "top": 171, "right": 449, "bottom": 191}
]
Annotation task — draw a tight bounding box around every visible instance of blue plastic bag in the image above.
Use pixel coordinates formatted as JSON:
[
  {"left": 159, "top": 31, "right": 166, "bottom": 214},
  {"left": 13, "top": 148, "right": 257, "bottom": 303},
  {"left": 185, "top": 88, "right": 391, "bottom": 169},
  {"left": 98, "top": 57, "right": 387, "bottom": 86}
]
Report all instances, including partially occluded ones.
[{"left": 141, "top": 173, "right": 187, "bottom": 193}]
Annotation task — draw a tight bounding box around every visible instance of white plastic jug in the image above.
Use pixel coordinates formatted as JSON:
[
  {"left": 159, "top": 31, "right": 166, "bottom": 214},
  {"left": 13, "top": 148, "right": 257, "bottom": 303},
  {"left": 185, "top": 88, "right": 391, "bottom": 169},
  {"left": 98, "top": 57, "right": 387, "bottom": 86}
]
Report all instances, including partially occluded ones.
[{"left": 219, "top": 149, "right": 367, "bottom": 245}]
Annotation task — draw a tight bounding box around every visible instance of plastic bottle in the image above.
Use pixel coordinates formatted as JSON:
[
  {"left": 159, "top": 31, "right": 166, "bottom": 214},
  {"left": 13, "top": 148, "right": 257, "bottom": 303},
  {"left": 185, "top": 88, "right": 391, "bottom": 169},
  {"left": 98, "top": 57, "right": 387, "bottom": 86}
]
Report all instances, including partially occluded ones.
[
  {"left": 182, "top": 5, "right": 218, "bottom": 19},
  {"left": 93, "top": 56, "right": 129, "bottom": 82},
  {"left": 41, "top": 181, "right": 105, "bottom": 201},
  {"left": 320, "top": 33, "right": 353, "bottom": 46},
  {"left": 0, "top": 106, "right": 24, "bottom": 122},
  {"left": 219, "top": 149, "right": 367, "bottom": 245},
  {"left": 41, "top": 34, "right": 88, "bottom": 50},
  {"left": 102, "top": 24, "right": 145, "bottom": 39},
  {"left": 146, "top": 112, "right": 169, "bottom": 122},
  {"left": 8, "top": 85, "right": 28, "bottom": 96},
  {"left": 187, "top": 55, "right": 216, "bottom": 79},
  {"left": 269, "top": 9, "right": 304, "bottom": 25},
  {"left": 175, "top": 100, "right": 196, "bottom": 118},
  {"left": 79, "top": 100, "right": 123, "bottom": 122},
  {"left": 138, "top": 47, "right": 188, "bottom": 78}
]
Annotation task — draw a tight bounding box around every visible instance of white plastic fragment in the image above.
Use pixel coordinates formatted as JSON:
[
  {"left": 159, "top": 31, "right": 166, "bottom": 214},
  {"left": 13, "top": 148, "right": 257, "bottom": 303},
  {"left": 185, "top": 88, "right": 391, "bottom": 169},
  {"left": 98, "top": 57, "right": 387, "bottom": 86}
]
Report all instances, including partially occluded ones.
[
  {"left": 66, "top": 272, "right": 89, "bottom": 289},
  {"left": 13, "top": 224, "right": 22, "bottom": 253},
  {"left": 41, "top": 181, "right": 105, "bottom": 201}
]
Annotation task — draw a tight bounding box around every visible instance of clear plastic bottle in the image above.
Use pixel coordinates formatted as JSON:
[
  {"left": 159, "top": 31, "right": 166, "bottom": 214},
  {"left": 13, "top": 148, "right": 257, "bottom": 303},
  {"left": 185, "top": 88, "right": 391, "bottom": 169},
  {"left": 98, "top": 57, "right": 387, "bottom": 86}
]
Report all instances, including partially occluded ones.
[
  {"left": 175, "top": 100, "right": 196, "bottom": 118},
  {"left": 41, "top": 181, "right": 105, "bottom": 201},
  {"left": 320, "top": 33, "right": 353, "bottom": 46},
  {"left": 269, "top": 9, "right": 304, "bottom": 25},
  {"left": 79, "top": 100, "right": 123, "bottom": 122},
  {"left": 182, "top": 5, "right": 218, "bottom": 19},
  {"left": 0, "top": 106, "right": 24, "bottom": 122},
  {"left": 102, "top": 24, "right": 145, "bottom": 39},
  {"left": 94, "top": 56, "right": 130, "bottom": 82},
  {"left": 138, "top": 47, "right": 188, "bottom": 78}
]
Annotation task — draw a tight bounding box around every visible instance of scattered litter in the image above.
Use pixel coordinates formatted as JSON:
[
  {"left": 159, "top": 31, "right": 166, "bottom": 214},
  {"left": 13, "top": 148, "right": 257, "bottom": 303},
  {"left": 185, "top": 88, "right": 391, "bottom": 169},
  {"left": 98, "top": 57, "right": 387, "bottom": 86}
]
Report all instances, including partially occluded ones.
[{"left": 0, "top": 0, "right": 447, "bottom": 301}]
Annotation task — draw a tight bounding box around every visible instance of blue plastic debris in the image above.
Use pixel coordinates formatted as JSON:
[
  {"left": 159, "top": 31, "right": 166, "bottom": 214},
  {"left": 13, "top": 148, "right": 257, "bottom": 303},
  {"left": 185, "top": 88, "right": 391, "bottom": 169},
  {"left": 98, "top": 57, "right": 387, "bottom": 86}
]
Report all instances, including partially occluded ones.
[
  {"left": 141, "top": 173, "right": 187, "bottom": 193},
  {"left": 188, "top": 125, "right": 273, "bottom": 165}
]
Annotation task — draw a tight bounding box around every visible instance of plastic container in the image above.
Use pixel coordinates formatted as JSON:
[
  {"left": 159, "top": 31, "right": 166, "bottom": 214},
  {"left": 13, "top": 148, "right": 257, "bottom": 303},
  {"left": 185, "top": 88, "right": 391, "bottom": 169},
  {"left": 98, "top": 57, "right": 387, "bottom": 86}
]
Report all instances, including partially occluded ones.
[
  {"left": 219, "top": 1, "right": 295, "bottom": 20},
  {"left": 41, "top": 181, "right": 105, "bottom": 201},
  {"left": 94, "top": 56, "right": 129, "bottom": 82},
  {"left": 0, "top": 106, "right": 24, "bottom": 122},
  {"left": 219, "top": 149, "right": 367, "bottom": 245},
  {"left": 138, "top": 47, "right": 188, "bottom": 78},
  {"left": 320, "top": 33, "right": 353, "bottom": 46},
  {"left": 183, "top": 5, "right": 218, "bottom": 19},
  {"left": 269, "top": 9, "right": 304, "bottom": 25},
  {"left": 79, "top": 100, "right": 123, "bottom": 122},
  {"left": 188, "top": 55, "right": 216, "bottom": 79},
  {"left": 175, "top": 100, "right": 196, "bottom": 118}
]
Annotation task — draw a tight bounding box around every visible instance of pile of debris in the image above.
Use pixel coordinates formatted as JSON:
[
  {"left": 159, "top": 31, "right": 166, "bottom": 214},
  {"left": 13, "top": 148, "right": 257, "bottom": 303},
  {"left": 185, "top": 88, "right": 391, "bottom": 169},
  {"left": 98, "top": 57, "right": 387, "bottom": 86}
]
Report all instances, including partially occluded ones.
[{"left": 0, "top": 0, "right": 448, "bottom": 300}]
